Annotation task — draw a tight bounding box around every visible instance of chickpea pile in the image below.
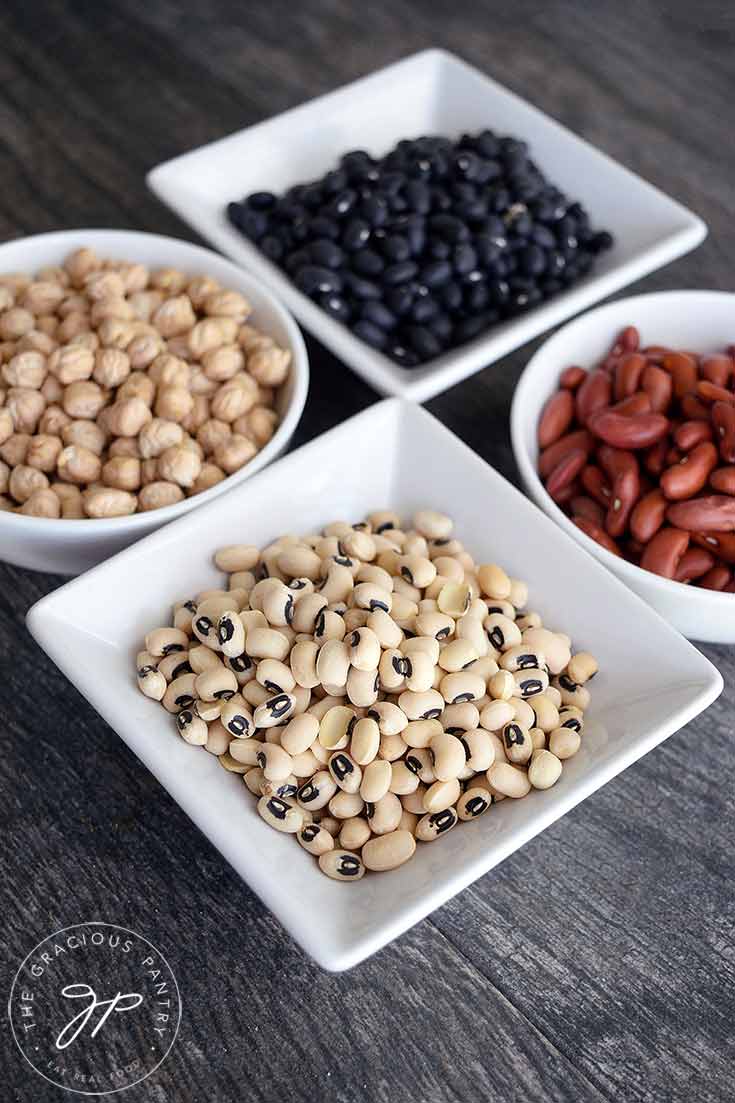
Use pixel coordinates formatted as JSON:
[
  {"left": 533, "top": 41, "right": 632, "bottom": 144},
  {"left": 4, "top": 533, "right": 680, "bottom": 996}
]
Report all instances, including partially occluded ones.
[
  {"left": 136, "top": 510, "right": 598, "bottom": 881},
  {"left": 0, "top": 248, "right": 289, "bottom": 519}
]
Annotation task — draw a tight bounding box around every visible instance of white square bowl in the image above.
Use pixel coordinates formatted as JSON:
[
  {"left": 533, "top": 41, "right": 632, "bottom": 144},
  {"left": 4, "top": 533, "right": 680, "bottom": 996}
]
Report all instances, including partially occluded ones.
[
  {"left": 27, "top": 399, "right": 722, "bottom": 971},
  {"left": 147, "top": 48, "right": 706, "bottom": 403}
]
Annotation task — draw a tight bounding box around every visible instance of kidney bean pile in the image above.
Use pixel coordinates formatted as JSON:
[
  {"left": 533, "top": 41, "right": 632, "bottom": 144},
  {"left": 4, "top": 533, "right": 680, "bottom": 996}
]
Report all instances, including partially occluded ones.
[
  {"left": 227, "top": 132, "right": 613, "bottom": 367},
  {"left": 136, "top": 509, "right": 598, "bottom": 881},
  {"left": 537, "top": 326, "right": 735, "bottom": 591}
]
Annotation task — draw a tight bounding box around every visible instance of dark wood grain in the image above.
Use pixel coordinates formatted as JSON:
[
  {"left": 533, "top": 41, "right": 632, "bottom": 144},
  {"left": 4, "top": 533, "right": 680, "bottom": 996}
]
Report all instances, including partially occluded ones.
[{"left": 2, "top": 2, "right": 734, "bottom": 1101}]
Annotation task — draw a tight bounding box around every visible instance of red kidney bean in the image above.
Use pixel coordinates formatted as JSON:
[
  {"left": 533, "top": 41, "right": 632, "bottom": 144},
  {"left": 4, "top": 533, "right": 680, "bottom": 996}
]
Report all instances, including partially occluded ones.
[
  {"left": 581, "top": 464, "right": 612, "bottom": 507},
  {"left": 539, "top": 429, "right": 593, "bottom": 480},
  {"left": 680, "top": 393, "right": 711, "bottom": 421},
  {"left": 570, "top": 495, "right": 605, "bottom": 526},
  {"left": 613, "top": 352, "right": 646, "bottom": 402},
  {"left": 597, "top": 445, "right": 640, "bottom": 538},
  {"left": 666, "top": 495, "right": 735, "bottom": 532},
  {"left": 640, "top": 363, "right": 673, "bottom": 414},
  {"left": 698, "top": 380, "right": 735, "bottom": 405},
  {"left": 700, "top": 354, "right": 733, "bottom": 388},
  {"left": 611, "top": 392, "right": 652, "bottom": 417},
  {"left": 586, "top": 410, "right": 669, "bottom": 449},
  {"left": 674, "top": 420, "right": 713, "bottom": 451},
  {"left": 609, "top": 325, "right": 640, "bottom": 358},
  {"left": 660, "top": 442, "right": 718, "bottom": 501},
  {"left": 698, "top": 564, "right": 732, "bottom": 591},
  {"left": 559, "top": 365, "right": 587, "bottom": 390},
  {"left": 572, "top": 515, "right": 622, "bottom": 556},
  {"left": 538, "top": 389, "right": 575, "bottom": 448},
  {"left": 643, "top": 439, "right": 668, "bottom": 476},
  {"left": 712, "top": 402, "right": 735, "bottom": 463},
  {"left": 665, "top": 446, "right": 683, "bottom": 466},
  {"left": 546, "top": 447, "right": 587, "bottom": 498},
  {"left": 692, "top": 531, "right": 735, "bottom": 564},
  {"left": 575, "top": 369, "right": 612, "bottom": 426},
  {"left": 640, "top": 527, "right": 690, "bottom": 579},
  {"left": 724, "top": 579, "right": 735, "bottom": 592},
  {"left": 630, "top": 488, "right": 667, "bottom": 544},
  {"left": 674, "top": 546, "right": 716, "bottom": 583},
  {"left": 641, "top": 345, "right": 670, "bottom": 363},
  {"left": 710, "top": 466, "right": 735, "bottom": 495},
  {"left": 662, "top": 351, "right": 698, "bottom": 397}
]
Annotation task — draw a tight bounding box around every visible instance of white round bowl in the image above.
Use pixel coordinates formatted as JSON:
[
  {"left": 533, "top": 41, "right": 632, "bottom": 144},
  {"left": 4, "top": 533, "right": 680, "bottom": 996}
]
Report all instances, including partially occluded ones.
[
  {"left": 511, "top": 290, "right": 735, "bottom": 643},
  {"left": 0, "top": 229, "right": 309, "bottom": 575}
]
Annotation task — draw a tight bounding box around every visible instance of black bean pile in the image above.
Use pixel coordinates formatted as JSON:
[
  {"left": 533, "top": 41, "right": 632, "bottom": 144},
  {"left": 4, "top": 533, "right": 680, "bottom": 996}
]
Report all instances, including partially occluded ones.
[{"left": 227, "top": 132, "right": 613, "bottom": 368}]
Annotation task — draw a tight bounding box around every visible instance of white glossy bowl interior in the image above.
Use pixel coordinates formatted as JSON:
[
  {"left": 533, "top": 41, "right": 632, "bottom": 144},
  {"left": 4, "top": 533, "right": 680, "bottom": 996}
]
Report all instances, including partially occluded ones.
[
  {"left": 0, "top": 229, "right": 309, "bottom": 575},
  {"left": 27, "top": 399, "right": 722, "bottom": 970},
  {"left": 511, "top": 290, "right": 735, "bottom": 642},
  {"left": 148, "top": 48, "right": 705, "bottom": 404}
]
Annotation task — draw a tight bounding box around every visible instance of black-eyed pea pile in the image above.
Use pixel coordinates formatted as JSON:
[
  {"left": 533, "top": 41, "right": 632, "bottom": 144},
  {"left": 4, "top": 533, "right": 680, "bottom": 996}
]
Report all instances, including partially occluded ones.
[
  {"left": 0, "top": 249, "right": 289, "bottom": 518},
  {"left": 135, "top": 510, "right": 598, "bottom": 881}
]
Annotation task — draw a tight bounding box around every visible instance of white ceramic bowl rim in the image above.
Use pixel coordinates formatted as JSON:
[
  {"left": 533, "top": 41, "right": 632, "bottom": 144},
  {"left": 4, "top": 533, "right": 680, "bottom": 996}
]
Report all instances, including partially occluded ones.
[
  {"left": 0, "top": 228, "right": 309, "bottom": 532},
  {"left": 511, "top": 288, "right": 735, "bottom": 613}
]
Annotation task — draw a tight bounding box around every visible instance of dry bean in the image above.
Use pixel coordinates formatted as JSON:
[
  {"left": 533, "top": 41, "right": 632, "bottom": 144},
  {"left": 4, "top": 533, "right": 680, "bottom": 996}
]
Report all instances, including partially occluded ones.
[
  {"left": 416, "top": 807, "right": 458, "bottom": 840},
  {"left": 318, "top": 849, "right": 365, "bottom": 881},
  {"left": 362, "top": 829, "right": 416, "bottom": 871}
]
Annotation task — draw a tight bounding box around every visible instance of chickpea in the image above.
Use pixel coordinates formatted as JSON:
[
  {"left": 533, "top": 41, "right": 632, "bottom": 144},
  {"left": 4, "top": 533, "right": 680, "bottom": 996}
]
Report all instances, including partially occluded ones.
[
  {"left": 96, "top": 318, "right": 136, "bottom": 349},
  {"left": 19, "top": 487, "right": 61, "bottom": 517},
  {"left": 102, "top": 455, "right": 142, "bottom": 491},
  {"left": 2, "top": 350, "right": 47, "bottom": 388},
  {"left": 0, "top": 459, "right": 8, "bottom": 493},
  {"left": 6, "top": 388, "right": 45, "bottom": 433},
  {"left": 155, "top": 386, "right": 193, "bottom": 423},
  {"left": 0, "top": 341, "right": 16, "bottom": 363},
  {"left": 186, "top": 275, "right": 220, "bottom": 309},
  {"left": 148, "top": 354, "right": 190, "bottom": 389},
  {"left": 105, "top": 397, "right": 152, "bottom": 437},
  {"left": 40, "top": 374, "right": 64, "bottom": 404},
  {"left": 35, "top": 315, "right": 59, "bottom": 338},
  {"left": 62, "top": 419, "right": 107, "bottom": 455},
  {"left": 108, "top": 436, "right": 140, "bottom": 458},
  {"left": 117, "top": 371, "right": 155, "bottom": 407},
  {"left": 151, "top": 268, "right": 188, "bottom": 295},
  {"left": 140, "top": 458, "right": 158, "bottom": 485},
  {"left": 188, "top": 367, "right": 218, "bottom": 396},
  {"left": 26, "top": 434, "right": 63, "bottom": 472},
  {"left": 0, "top": 407, "right": 13, "bottom": 445},
  {"left": 128, "top": 289, "right": 164, "bottom": 322},
  {"left": 180, "top": 394, "right": 209, "bottom": 433},
  {"left": 117, "top": 262, "right": 149, "bottom": 294},
  {"left": 151, "top": 295, "right": 196, "bottom": 338},
  {"left": 0, "top": 432, "right": 31, "bottom": 466},
  {"left": 0, "top": 286, "right": 14, "bottom": 311},
  {"left": 84, "top": 270, "right": 125, "bottom": 301},
  {"left": 201, "top": 344, "right": 244, "bottom": 381},
  {"left": 127, "top": 332, "right": 164, "bottom": 370},
  {"left": 196, "top": 418, "right": 231, "bottom": 454},
  {"left": 9, "top": 463, "right": 49, "bottom": 503},
  {"left": 56, "top": 312, "right": 91, "bottom": 343},
  {"left": 245, "top": 405, "right": 278, "bottom": 446},
  {"left": 17, "top": 329, "right": 56, "bottom": 356},
  {"left": 64, "top": 247, "right": 100, "bottom": 287},
  {"left": 0, "top": 307, "right": 35, "bottom": 340},
  {"left": 138, "top": 480, "right": 184, "bottom": 511},
  {"left": 93, "top": 348, "right": 131, "bottom": 387},
  {"left": 57, "top": 444, "right": 102, "bottom": 485},
  {"left": 69, "top": 330, "right": 100, "bottom": 352},
  {"left": 190, "top": 462, "right": 226, "bottom": 494},
  {"left": 188, "top": 317, "right": 238, "bottom": 358},
  {"left": 48, "top": 343, "right": 94, "bottom": 384},
  {"left": 210, "top": 381, "right": 254, "bottom": 423},
  {"left": 82, "top": 486, "right": 137, "bottom": 517},
  {"left": 214, "top": 433, "right": 257, "bottom": 474},
  {"left": 38, "top": 404, "right": 71, "bottom": 435},
  {"left": 22, "top": 281, "right": 65, "bottom": 315},
  {"left": 248, "top": 345, "right": 291, "bottom": 386},
  {"left": 62, "top": 380, "right": 108, "bottom": 419},
  {"left": 157, "top": 444, "right": 202, "bottom": 487},
  {"left": 138, "top": 417, "right": 184, "bottom": 459}
]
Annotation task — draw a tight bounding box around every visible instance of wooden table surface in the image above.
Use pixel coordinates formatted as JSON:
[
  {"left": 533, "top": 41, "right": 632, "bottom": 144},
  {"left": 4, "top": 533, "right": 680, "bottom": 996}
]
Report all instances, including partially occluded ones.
[{"left": 2, "top": 3, "right": 733, "bottom": 1100}]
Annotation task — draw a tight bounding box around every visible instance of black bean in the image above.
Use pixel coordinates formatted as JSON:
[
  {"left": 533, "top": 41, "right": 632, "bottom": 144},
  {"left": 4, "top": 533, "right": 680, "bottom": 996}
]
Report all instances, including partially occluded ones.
[
  {"left": 259, "top": 235, "right": 284, "bottom": 261},
  {"left": 430, "top": 213, "right": 470, "bottom": 243},
  {"left": 294, "top": 265, "right": 343, "bottom": 296},
  {"left": 327, "top": 189, "right": 358, "bottom": 217},
  {"left": 342, "top": 219, "right": 371, "bottom": 251},
  {"left": 439, "top": 281, "right": 463, "bottom": 312},
  {"left": 411, "top": 296, "right": 440, "bottom": 323},
  {"left": 246, "top": 191, "right": 277, "bottom": 210},
  {"left": 227, "top": 203, "right": 267, "bottom": 239},
  {"left": 309, "top": 215, "right": 340, "bottom": 239},
  {"left": 361, "top": 301, "right": 397, "bottom": 330},
  {"left": 452, "top": 243, "right": 477, "bottom": 275},
  {"left": 428, "top": 313, "right": 453, "bottom": 341},
  {"left": 353, "top": 320, "right": 388, "bottom": 349},
  {"left": 351, "top": 249, "right": 385, "bottom": 276},
  {"left": 385, "top": 285, "right": 414, "bottom": 316},
  {"left": 387, "top": 341, "right": 420, "bottom": 367},
  {"left": 382, "top": 234, "right": 411, "bottom": 262},
  {"left": 309, "top": 239, "right": 344, "bottom": 268},
  {"left": 346, "top": 274, "right": 382, "bottom": 300},
  {"left": 383, "top": 260, "right": 418, "bottom": 286},
  {"left": 317, "top": 293, "right": 351, "bottom": 321},
  {"left": 519, "top": 244, "right": 547, "bottom": 276},
  {"left": 407, "top": 325, "right": 442, "bottom": 360},
  {"left": 359, "top": 195, "right": 389, "bottom": 226},
  {"left": 420, "top": 260, "right": 452, "bottom": 289}
]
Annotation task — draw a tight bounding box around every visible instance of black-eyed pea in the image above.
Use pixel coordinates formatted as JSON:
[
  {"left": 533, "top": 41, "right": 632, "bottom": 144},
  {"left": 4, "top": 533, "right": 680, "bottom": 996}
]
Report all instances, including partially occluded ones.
[
  {"left": 522, "top": 628, "right": 571, "bottom": 676},
  {"left": 545, "top": 685, "right": 562, "bottom": 709},
  {"left": 214, "top": 544, "right": 260, "bottom": 574},
  {"left": 548, "top": 727, "right": 581, "bottom": 759},
  {"left": 188, "top": 644, "right": 223, "bottom": 674},
  {"left": 412, "top": 509, "right": 452, "bottom": 541},
  {"left": 402, "top": 718, "right": 443, "bottom": 749},
  {"left": 225, "top": 652, "right": 256, "bottom": 685},
  {"left": 192, "top": 596, "right": 235, "bottom": 647},
  {"left": 378, "top": 732, "right": 408, "bottom": 762},
  {"left": 557, "top": 706, "right": 585, "bottom": 733},
  {"left": 404, "top": 747, "right": 435, "bottom": 784},
  {"left": 398, "top": 688, "right": 444, "bottom": 722},
  {"left": 350, "top": 716, "right": 381, "bottom": 766},
  {"left": 477, "top": 564, "right": 511, "bottom": 600},
  {"left": 366, "top": 791, "right": 402, "bottom": 835},
  {"left": 500, "top": 645, "right": 547, "bottom": 674},
  {"left": 307, "top": 695, "right": 343, "bottom": 722},
  {"left": 429, "top": 732, "right": 466, "bottom": 781},
  {"left": 413, "top": 610, "right": 454, "bottom": 643},
  {"left": 205, "top": 719, "right": 230, "bottom": 756},
  {"left": 527, "top": 726, "right": 545, "bottom": 751},
  {"left": 297, "top": 770, "right": 337, "bottom": 811},
  {"left": 513, "top": 668, "right": 549, "bottom": 699},
  {"left": 314, "top": 636, "right": 348, "bottom": 686},
  {"left": 378, "top": 648, "right": 406, "bottom": 692},
  {"left": 328, "top": 751, "right": 362, "bottom": 794},
  {"left": 362, "top": 829, "right": 416, "bottom": 871},
  {"left": 528, "top": 749, "right": 563, "bottom": 790},
  {"left": 402, "top": 532, "right": 429, "bottom": 558},
  {"left": 423, "top": 778, "right": 461, "bottom": 814},
  {"left": 367, "top": 509, "right": 400, "bottom": 534},
  {"left": 176, "top": 709, "right": 208, "bottom": 745},
  {"left": 313, "top": 609, "right": 346, "bottom": 646},
  {"left": 509, "top": 579, "right": 528, "bottom": 609},
  {"left": 279, "top": 713, "right": 319, "bottom": 755},
  {"left": 290, "top": 749, "right": 320, "bottom": 778},
  {"left": 553, "top": 676, "right": 591, "bottom": 711},
  {"left": 484, "top": 613, "right": 522, "bottom": 652},
  {"left": 401, "top": 785, "right": 428, "bottom": 814},
  {"left": 390, "top": 594, "right": 419, "bottom": 627},
  {"left": 432, "top": 555, "right": 465, "bottom": 582},
  {"left": 336, "top": 815, "right": 370, "bottom": 852},
  {"left": 485, "top": 666, "right": 514, "bottom": 701},
  {"left": 353, "top": 581, "right": 392, "bottom": 614},
  {"left": 502, "top": 722, "right": 533, "bottom": 765},
  {"left": 369, "top": 701, "right": 409, "bottom": 736},
  {"left": 566, "top": 652, "right": 599, "bottom": 685},
  {"left": 511, "top": 698, "right": 536, "bottom": 730},
  {"left": 355, "top": 564, "right": 393, "bottom": 593},
  {"left": 218, "top": 751, "right": 251, "bottom": 773},
  {"left": 195, "top": 698, "right": 222, "bottom": 722},
  {"left": 318, "top": 704, "right": 355, "bottom": 750},
  {"left": 329, "top": 790, "right": 364, "bottom": 820},
  {"left": 459, "top": 729, "right": 495, "bottom": 773},
  {"left": 317, "top": 815, "right": 341, "bottom": 837},
  {"left": 366, "top": 609, "right": 403, "bottom": 649},
  {"left": 416, "top": 807, "right": 458, "bottom": 841},
  {"left": 439, "top": 671, "right": 485, "bottom": 705},
  {"left": 527, "top": 693, "right": 559, "bottom": 733},
  {"left": 145, "top": 626, "right": 189, "bottom": 657},
  {"left": 243, "top": 765, "right": 266, "bottom": 793},
  {"left": 360, "top": 758, "right": 392, "bottom": 803},
  {"left": 255, "top": 742, "right": 293, "bottom": 781},
  {"left": 441, "top": 702, "right": 480, "bottom": 733},
  {"left": 469, "top": 655, "right": 499, "bottom": 684},
  {"left": 400, "top": 651, "right": 433, "bottom": 693},
  {"left": 255, "top": 658, "right": 295, "bottom": 695},
  {"left": 257, "top": 794, "right": 304, "bottom": 833},
  {"left": 253, "top": 692, "right": 296, "bottom": 728},
  {"left": 298, "top": 823, "right": 335, "bottom": 856},
  {"left": 290, "top": 593, "right": 328, "bottom": 634},
  {"left": 319, "top": 563, "right": 354, "bottom": 605},
  {"left": 397, "top": 554, "right": 436, "bottom": 589},
  {"left": 245, "top": 626, "right": 291, "bottom": 662},
  {"left": 389, "top": 761, "right": 419, "bottom": 795},
  {"left": 318, "top": 849, "right": 365, "bottom": 881},
  {"left": 220, "top": 697, "right": 255, "bottom": 739},
  {"left": 438, "top": 638, "right": 478, "bottom": 672},
  {"left": 486, "top": 761, "right": 531, "bottom": 798},
  {"left": 398, "top": 810, "right": 418, "bottom": 834},
  {"left": 346, "top": 667, "right": 379, "bottom": 709},
  {"left": 276, "top": 543, "right": 322, "bottom": 581},
  {"left": 402, "top": 636, "right": 440, "bottom": 665},
  {"left": 457, "top": 788, "right": 493, "bottom": 821},
  {"left": 346, "top": 626, "right": 380, "bottom": 672},
  {"left": 340, "top": 529, "right": 376, "bottom": 562},
  {"left": 195, "top": 666, "right": 238, "bottom": 702},
  {"left": 172, "top": 599, "right": 197, "bottom": 634},
  {"left": 437, "top": 581, "right": 471, "bottom": 618},
  {"left": 216, "top": 611, "right": 245, "bottom": 657},
  {"left": 287, "top": 577, "right": 315, "bottom": 601},
  {"left": 137, "top": 659, "right": 166, "bottom": 701},
  {"left": 289, "top": 639, "right": 320, "bottom": 689}
]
